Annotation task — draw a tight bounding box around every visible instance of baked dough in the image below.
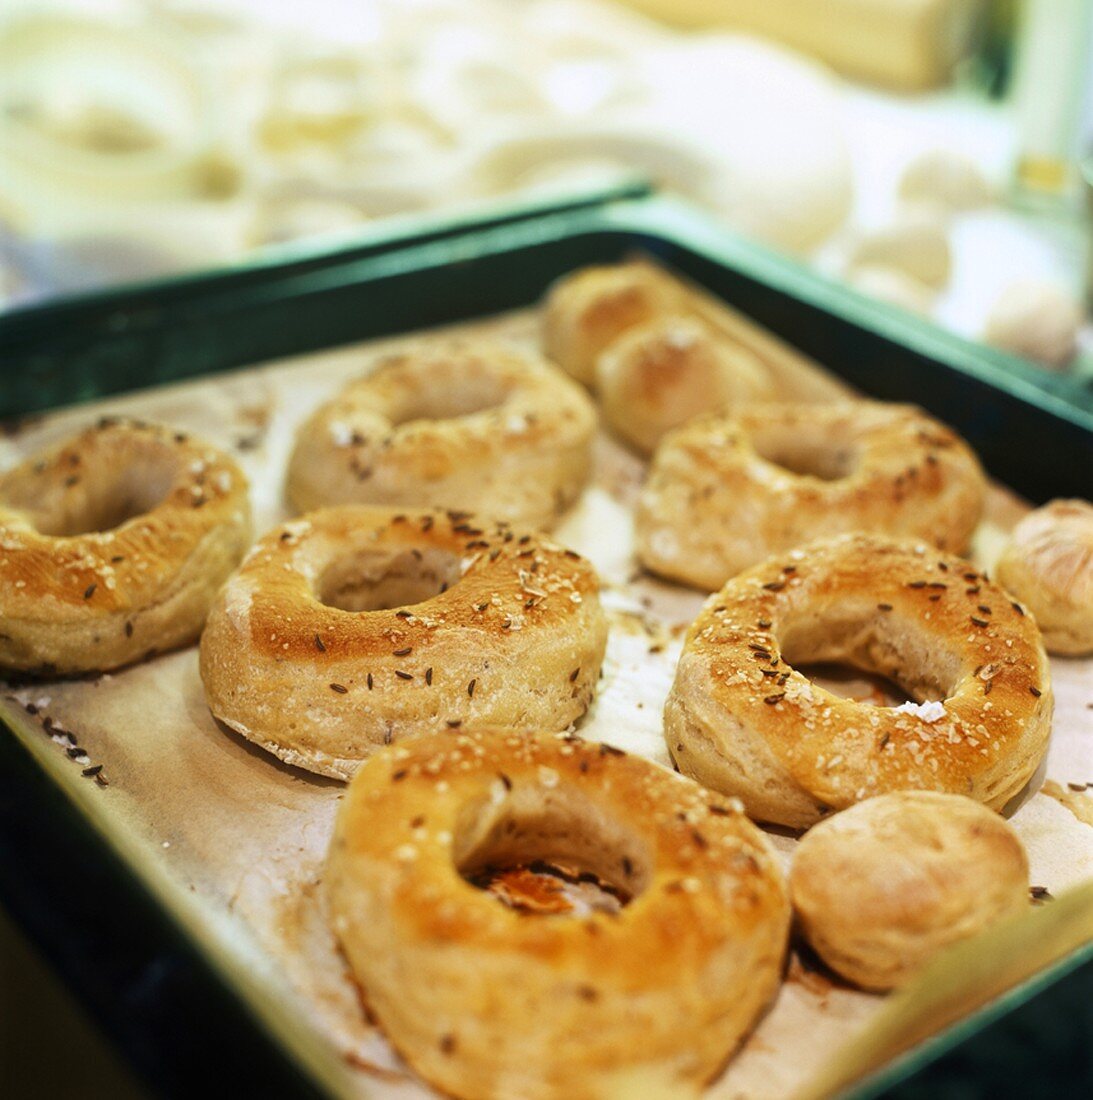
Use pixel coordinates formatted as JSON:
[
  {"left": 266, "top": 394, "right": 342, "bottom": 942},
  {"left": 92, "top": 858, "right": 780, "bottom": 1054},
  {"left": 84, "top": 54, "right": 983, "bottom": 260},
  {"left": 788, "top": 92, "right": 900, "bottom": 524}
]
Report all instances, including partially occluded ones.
[
  {"left": 540, "top": 262, "right": 682, "bottom": 387},
  {"left": 846, "top": 210, "right": 951, "bottom": 289},
  {"left": 996, "top": 499, "right": 1093, "bottom": 655},
  {"left": 637, "top": 403, "right": 986, "bottom": 589},
  {"left": 286, "top": 340, "right": 596, "bottom": 530},
  {"left": 897, "top": 150, "right": 992, "bottom": 214},
  {"left": 982, "top": 280, "right": 1082, "bottom": 369},
  {"left": 326, "top": 728, "right": 790, "bottom": 1099},
  {"left": 790, "top": 791, "right": 1029, "bottom": 991},
  {"left": 0, "top": 418, "right": 251, "bottom": 674},
  {"left": 596, "top": 314, "right": 771, "bottom": 454},
  {"left": 846, "top": 265, "right": 936, "bottom": 316},
  {"left": 199, "top": 506, "right": 608, "bottom": 778},
  {"left": 664, "top": 533, "right": 1053, "bottom": 828}
]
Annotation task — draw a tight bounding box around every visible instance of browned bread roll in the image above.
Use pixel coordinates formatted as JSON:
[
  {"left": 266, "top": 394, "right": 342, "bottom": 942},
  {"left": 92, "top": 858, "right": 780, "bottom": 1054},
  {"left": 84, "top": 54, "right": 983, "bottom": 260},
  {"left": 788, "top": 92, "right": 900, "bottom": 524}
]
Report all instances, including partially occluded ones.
[
  {"left": 664, "top": 534, "right": 1053, "bottom": 828},
  {"left": 790, "top": 791, "right": 1030, "bottom": 991},
  {"left": 540, "top": 262, "right": 682, "bottom": 388},
  {"left": 637, "top": 403, "right": 987, "bottom": 589},
  {"left": 199, "top": 507, "right": 608, "bottom": 779},
  {"left": 596, "top": 314, "right": 771, "bottom": 454},
  {"left": 326, "top": 728, "right": 790, "bottom": 1099},
  {"left": 0, "top": 418, "right": 251, "bottom": 675},
  {"left": 286, "top": 340, "right": 596, "bottom": 530},
  {"left": 995, "top": 499, "right": 1093, "bottom": 656}
]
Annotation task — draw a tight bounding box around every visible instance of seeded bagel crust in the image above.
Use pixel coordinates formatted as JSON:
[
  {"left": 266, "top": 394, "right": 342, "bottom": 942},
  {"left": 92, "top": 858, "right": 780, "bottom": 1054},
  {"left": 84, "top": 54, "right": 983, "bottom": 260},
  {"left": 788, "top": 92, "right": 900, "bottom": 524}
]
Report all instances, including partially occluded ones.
[
  {"left": 326, "top": 728, "right": 790, "bottom": 1099},
  {"left": 664, "top": 534, "right": 1053, "bottom": 828},
  {"left": 199, "top": 506, "right": 608, "bottom": 778},
  {"left": 0, "top": 419, "right": 251, "bottom": 674},
  {"left": 638, "top": 403, "right": 987, "bottom": 590},
  {"left": 286, "top": 340, "right": 596, "bottom": 530}
]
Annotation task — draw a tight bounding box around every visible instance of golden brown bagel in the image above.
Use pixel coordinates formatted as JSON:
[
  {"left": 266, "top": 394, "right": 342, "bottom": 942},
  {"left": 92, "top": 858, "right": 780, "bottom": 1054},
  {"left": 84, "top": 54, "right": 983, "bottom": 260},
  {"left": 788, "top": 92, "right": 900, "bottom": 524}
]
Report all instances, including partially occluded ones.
[
  {"left": 199, "top": 507, "right": 608, "bottom": 779},
  {"left": 790, "top": 791, "right": 1030, "bottom": 991},
  {"left": 326, "top": 728, "right": 790, "bottom": 1100},
  {"left": 664, "top": 534, "right": 1053, "bottom": 828},
  {"left": 637, "top": 403, "right": 987, "bottom": 589},
  {"left": 540, "top": 263, "right": 682, "bottom": 388},
  {"left": 596, "top": 314, "right": 772, "bottom": 455},
  {"left": 286, "top": 341, "right": 596, "bottom": 530},
  {"left": 0, "top": 419, "right": 251, "bottom": 675},
  {"left": 995, "top": 499, "right": 1093, "bottom": 656}
]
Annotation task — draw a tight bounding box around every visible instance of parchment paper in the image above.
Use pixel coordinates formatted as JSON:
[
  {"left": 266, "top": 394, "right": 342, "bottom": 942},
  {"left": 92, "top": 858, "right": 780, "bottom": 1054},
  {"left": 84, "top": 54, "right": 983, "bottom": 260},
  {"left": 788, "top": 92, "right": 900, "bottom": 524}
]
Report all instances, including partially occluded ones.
[{"left": 2, "top": 307, "right": 1090, "bottom": 1099}]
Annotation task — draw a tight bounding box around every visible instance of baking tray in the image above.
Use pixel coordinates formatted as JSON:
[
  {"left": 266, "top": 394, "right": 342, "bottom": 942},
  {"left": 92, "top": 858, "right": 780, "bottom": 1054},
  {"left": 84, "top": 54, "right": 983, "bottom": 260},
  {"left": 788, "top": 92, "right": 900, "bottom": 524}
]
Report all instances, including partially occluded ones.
[
  {"left": 2, "top": 187, "right": 1090, "bottom": 503},
  {"left": 0, "top": 179, "right": 648, "bottom": 417},
  {"left": 0, "top": 189, "right": 1091, "bottom": 1099}
]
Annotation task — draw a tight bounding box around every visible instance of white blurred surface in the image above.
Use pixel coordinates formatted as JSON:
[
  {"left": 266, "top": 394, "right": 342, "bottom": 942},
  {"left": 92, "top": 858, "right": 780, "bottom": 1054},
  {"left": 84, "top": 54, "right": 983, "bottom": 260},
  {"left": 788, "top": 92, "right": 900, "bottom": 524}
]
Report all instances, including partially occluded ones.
[{"left": 0, "top": 0, "right": 1088, "bottom": 371}]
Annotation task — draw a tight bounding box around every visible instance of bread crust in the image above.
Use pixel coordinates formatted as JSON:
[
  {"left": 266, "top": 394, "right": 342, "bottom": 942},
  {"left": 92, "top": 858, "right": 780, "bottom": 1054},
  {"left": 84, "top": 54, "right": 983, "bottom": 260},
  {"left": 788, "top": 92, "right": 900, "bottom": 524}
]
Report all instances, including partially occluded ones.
[
  {"left": 199, "top": 507, "right": 608, "bottom": 779},
  {"left": 540, "top": 263, "right": 682, "bottom": 388},
  {"left": 790, "top": 791, "right": 1029, "bottom": 991},
  {"left": 0, "top": 419, "right": 252, "bottom": 674},
  {"left": 664, "top": 534, "right": 1053, "bottom": 828},
  {"left": 637, "top": 403, "right": 987, "bottom": 589},
  {"left": 596, "top": 314, "right": 772, "bottom": 454},
  {"left": 995, "top": 499, "right": 1093, "bottom": 656},
  {"left": 286, "top": 340, "right": 596, "bottom": 530},
  {"left": 326, "top": 728, "right": 790, "bottom": 1099}
]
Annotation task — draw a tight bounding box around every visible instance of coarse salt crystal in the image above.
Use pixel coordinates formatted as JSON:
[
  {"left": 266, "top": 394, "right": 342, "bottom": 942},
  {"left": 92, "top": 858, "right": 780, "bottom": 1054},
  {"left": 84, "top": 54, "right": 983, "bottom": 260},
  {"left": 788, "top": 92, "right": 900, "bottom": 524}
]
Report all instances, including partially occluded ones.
[
  {"left": 329, "top": 421, "right": 354, "bottom": 446},
  {"left": 895, "top": 700, "right": 946, "bottom": 723}
]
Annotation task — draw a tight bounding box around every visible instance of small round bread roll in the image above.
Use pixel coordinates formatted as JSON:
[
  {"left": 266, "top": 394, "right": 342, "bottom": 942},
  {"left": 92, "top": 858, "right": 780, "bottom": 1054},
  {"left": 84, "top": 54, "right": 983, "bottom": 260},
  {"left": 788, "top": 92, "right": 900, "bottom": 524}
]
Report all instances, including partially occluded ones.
[
  {"left": 996, "top": 499, "right": 1093, "bottom": 655},
  {"left": 982, "top": 280, "right": 1082, "bottom": 369},
  {"left": 846, "top": 211, "right": 951, "bottom": 290},
  {"left": 596, "top": 314, "right": 772, "bottom": 454},
  {"left": 897, "top": 150, "right": 992, "bottom": 214},
  {"left": 846, "top": 265, "right": 936, "bottom": 317},
  {"left": 540, "top": 263, "right": 681, "bottom": 387},
  {"left": 790, "top": 791, "right": 1030, "bottom": 991}
]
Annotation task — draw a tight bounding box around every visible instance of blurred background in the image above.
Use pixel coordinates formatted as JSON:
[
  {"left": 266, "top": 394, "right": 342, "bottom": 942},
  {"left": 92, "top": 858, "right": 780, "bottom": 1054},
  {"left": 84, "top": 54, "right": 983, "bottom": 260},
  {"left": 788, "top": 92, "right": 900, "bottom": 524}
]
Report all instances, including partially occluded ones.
[
  {"left": 0, "top": 1, "right": 1091, "bottom": 1095},
  {"left": 0, "top": 0, "right": 1091, "bottom": 374}
]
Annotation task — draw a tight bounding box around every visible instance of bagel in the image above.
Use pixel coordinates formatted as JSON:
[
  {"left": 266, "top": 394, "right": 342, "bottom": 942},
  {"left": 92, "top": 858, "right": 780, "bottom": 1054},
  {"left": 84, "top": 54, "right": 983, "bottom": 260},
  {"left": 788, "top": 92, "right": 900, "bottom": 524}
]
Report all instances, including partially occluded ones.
[
  {"left": 286, "top": 341, "right": 596, "bottom": 530},
  {"left": 540, "top": 262, "right": 682, "bottom": 387},
  {"left": 664, "top": 534, "right": 1053, "bottom": 828},
  {"left": 596, "top": 314, "right": 772, "bottom": 455},
  {"left": 199, "top": 506, "right": 608, "bottom": 779},
  {"left": 0, "top": 418, "right": 251, "bottom": 675},
  {"left": 326, "top": 728, "right": 790, "bottom": 1100},
  {"left": 995, "top": 499, "right": 1093, "bottom": 656},
  {"left": 637, "top": 403, "right": 987, "bottom": 589},
  {"left": 790, "top": 791, "right": 1029, "bottom": 991}
]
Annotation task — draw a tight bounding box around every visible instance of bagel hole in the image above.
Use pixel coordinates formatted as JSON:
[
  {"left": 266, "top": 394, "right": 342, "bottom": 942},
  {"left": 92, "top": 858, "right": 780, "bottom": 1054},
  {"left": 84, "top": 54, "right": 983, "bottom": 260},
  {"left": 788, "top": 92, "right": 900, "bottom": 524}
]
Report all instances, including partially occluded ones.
[
  {"left": 29, "top": 462, "right": 177, "bottom": 536},
  {"left": 389, "top": 374, "right": 514, "bottom": 425},
  {"left": 794, "top": 663, "right": 916, "bottom": 707},
  {"left": 780, "top": 607, "right": 960, "bottom": 707},
  {"left": 319, "top": 546, "right": 462, "bottom": 611},
  {"left": 454, "top": 786, "right": 648, "bottom": 916},
  {"left": 749, "top": 429, "right": 856, "bottom": 482}
]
